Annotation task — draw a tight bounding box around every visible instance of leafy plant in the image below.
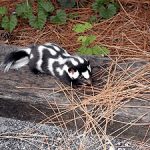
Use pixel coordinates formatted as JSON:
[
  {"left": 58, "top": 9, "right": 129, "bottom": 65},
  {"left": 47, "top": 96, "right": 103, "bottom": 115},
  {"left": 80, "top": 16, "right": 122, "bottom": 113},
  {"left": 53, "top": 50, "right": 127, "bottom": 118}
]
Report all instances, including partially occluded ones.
[
  {"left": 38, "top": 0, "right": 54, "bottom": 13},
  {"left": 78, "top": 35, "right": 96, "bottom": 47},
  {"left": 29, "top": 8, "right": 47, "bottom": 29},
  {"left": 0, "top": 0, "right": 56, "bottom": 32},
  {"left": 16, "top": 0, "right": 55, "bottom": 29},
  {"left": 1, "top": 15, "right": 17, "bottom": 32},
  {"left": 0, "top": 6, "right": 17, "bottom": 32},
  {"left": 72, "top": 22, "right": 92, "bottom": 33},
  {"left": 50, "top": 10, "right": 67, "bottom": 25},
  {"left": 0, "top": 6, "right": 7, "bottom": 16},
  {"left": 0, "top": 0, "right": 118, "bottom": 33},
  {"left": 92, "top": 0, "right": 119, "bottom": 19},
  {"left": 29, "top": 0, "right": 52, "bottom": 29},
  {"left": 57, "top": 0, "right": 76, "bottom": 8},
  {"left": 78, "top": 45, "right": 109, "bottom": 55},
  {"left": 73, "top": 22, "right": 109, "bottom": 55},
  {"left": 16, "top": 2, "right": 33, "bottom": 19},
  {"left": 77, "top": 35, "right": 109, "bottom": 55}
]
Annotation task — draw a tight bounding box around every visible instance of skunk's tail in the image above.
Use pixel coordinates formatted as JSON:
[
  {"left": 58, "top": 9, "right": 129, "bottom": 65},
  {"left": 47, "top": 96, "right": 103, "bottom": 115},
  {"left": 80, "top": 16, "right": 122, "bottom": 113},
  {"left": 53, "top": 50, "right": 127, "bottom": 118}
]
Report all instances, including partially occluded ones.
[{"left": 2, "top": 48, "right": 31, "bottom": 72}]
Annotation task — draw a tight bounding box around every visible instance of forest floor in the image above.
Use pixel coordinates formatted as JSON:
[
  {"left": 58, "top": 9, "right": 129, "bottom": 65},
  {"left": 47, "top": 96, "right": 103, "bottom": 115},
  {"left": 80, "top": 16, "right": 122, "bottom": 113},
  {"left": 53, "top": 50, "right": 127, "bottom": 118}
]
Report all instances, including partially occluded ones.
[{"left": 0, "top": 0, "right": 150, "bottom": 59}]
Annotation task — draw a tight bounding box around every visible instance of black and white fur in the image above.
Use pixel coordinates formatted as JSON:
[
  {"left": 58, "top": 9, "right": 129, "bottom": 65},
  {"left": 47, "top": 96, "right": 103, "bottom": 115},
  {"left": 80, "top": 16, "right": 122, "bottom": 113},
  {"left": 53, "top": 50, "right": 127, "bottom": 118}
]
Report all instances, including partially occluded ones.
[{"left": 2, "top": 43, "right": 92, "bottom": 86}]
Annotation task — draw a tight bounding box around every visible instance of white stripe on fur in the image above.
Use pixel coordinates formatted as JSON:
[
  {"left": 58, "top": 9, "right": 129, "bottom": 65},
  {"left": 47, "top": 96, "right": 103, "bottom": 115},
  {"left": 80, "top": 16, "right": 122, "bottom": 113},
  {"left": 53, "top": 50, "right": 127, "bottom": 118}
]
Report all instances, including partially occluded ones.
[
  {"left": 11, "top": 57, "right": 29, "bottom": 69},
  {"left": 82, "top": 70, "right": 90, "bottom": 79},
  {"left": 4, "top": 62, "right": 13, "bottom": 72},
  {"left": 48, "top": 58, "right": 56, "bottom": 76}
]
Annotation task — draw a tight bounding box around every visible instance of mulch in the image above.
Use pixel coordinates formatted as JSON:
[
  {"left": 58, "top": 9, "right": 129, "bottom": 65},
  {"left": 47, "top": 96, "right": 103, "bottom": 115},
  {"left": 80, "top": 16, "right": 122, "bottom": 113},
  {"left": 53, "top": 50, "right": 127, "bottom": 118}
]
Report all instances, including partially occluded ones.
[{"left": 0, "top": 0, "right": 150, "bottom": 59}]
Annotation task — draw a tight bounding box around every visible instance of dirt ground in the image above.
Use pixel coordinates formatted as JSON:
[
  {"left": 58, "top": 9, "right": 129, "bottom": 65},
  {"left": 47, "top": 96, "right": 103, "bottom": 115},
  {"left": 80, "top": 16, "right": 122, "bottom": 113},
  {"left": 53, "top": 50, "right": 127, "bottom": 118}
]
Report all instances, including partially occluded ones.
[{"left": 0, "top": 0, "right": 150, "bottom": 59}]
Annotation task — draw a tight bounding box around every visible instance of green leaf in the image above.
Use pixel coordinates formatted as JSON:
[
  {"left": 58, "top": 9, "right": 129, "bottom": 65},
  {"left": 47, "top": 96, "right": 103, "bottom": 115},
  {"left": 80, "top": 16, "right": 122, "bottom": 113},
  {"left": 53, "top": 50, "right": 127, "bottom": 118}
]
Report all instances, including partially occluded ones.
[
  {"left": 78, "top": 46, "right": 88, "bottom": 55},
  {"left": 92, "top": 0, "right": 106, "bottom": 12},
  {"left": 16, "top": 2, "right": 33, "bottom": 19},
  {"left": 73, "top": 22, "right": 92, "bottom": 33},
  {"left": 91, "top": 45, "right": 110, "bottom": 55},
  {"left": 92, "top": 0, "right": 119, "bottom": 19},
  {"left": 78, "top": 45, "right": 110, "bottom": 55},
  {"left": 57, "top": 0, "right": 76, "bottom": 8},
  {"left": 50, "top": 10, "right": 67, "bottom": 25},
  {"left": 1, "top": 15, "right": 17, "bottom": 32},
  {"left": 38, "top": 0, "right": 54, "bottom": 13},
  {"left": 0, "top": 6, "right": 7, "bottom": 16},
  {"left": 99, "top": 4, "right": 117, "bottom": 19},
  {"left": 29, "top": 9, "right": 47, "bottom": 29},
  {"left": 78, "top": 46, "right": 96, "bottom": 55},
  {"left": 78, "top": 35, "right": 96, "bottom": 47}
]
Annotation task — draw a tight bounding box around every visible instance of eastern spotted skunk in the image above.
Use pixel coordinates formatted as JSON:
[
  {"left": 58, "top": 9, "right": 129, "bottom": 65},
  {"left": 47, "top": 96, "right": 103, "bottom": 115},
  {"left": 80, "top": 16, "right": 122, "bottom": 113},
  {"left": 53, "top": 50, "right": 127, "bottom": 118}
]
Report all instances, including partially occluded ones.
[{"left": 2, "top": 43, "right": 92, "bottom": 86}]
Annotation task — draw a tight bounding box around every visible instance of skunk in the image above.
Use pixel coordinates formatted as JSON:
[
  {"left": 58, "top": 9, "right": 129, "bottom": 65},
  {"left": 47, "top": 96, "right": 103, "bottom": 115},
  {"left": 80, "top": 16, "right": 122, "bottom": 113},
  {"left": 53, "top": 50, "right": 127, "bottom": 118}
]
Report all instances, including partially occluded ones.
[{"left": 2, "top": 43, "right": 92, "bottom": 86}]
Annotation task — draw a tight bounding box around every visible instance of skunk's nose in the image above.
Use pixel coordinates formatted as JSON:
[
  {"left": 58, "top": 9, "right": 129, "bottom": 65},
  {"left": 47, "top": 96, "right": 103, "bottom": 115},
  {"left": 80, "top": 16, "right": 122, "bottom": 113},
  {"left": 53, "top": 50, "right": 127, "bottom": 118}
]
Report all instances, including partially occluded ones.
[
  {"left": 80, "top": 77, "right": 92, "bottom": 86},
  {"left": 85, "top": 78, "right": 92, "bottom": 85}
]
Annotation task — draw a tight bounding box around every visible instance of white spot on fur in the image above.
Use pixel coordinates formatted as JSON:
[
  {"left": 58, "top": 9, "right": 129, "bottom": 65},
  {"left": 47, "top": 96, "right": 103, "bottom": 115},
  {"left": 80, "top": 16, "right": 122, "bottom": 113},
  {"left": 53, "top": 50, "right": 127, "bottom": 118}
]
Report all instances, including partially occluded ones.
[
  {"left": 30, "top": 54, "right": 34, "bottom": 59},
  {"left": 39, "top": 45, "right": 57, "bottom": 56},
  {"left": 70, "top": 58, "right": 78, "bottom": 66},
  {"left": 58, "top": 64, "right": 79, "bottom": 79},
  {"left": 63, "top": 53, "right": 71, "bottom": 57},
  {"left": 53, "top": 46, "right": 60, "bottom": 51},
  {"left": 56, "top": 67, "right": 63, "bottom": 76},
  {"left": 63, "top": 65, "right": 68, "bottom": 71},
  {"left": 47, "top": 47, "right": 57, "bottom": 56},
  {"left": 87, "top": 65, "right": 91, "bottom": 72},
  {"left": 56, "top": 56, "right": 78, "bottom": 66},
  {"left": 82, "top": 70, "right": 90, "bottom": 79},
  {"left": 57, "top": 56, "right": 66, "bottom": 65},
  {"left": 69, "top": 70, "right": 79, "bottom": 79},
  {"left": 75, "top": 56, "right": 84, "bottom": 64}
]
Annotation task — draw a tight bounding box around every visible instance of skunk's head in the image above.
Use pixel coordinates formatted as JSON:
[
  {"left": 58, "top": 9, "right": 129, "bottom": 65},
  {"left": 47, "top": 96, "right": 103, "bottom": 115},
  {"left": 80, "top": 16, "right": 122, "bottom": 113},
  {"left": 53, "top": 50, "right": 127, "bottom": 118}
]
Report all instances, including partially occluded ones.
[{"left": 65, "top": 58, "right": 92, "bottom": 85}]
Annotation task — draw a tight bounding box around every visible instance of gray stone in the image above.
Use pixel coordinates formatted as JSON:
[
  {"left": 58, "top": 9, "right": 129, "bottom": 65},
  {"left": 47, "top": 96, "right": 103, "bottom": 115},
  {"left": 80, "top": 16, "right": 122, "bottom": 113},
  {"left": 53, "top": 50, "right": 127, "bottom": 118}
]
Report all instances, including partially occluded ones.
[
  {"left": 0, "top": 117, "right": 146, "bottom": 150},
  {"left": 0, "top": 44, "right": 150, "bottom": 144}
]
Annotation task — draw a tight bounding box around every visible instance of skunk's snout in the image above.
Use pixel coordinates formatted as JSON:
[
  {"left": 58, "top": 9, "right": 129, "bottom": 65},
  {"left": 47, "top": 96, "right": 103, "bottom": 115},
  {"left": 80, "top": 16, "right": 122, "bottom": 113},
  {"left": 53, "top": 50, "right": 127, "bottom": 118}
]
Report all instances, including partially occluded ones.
[
  {"left": 79, "top": 76, "right": 92, "bottom": 86},
  {"left": 84, "top": 78, "right": 92, "bottom": 85}
]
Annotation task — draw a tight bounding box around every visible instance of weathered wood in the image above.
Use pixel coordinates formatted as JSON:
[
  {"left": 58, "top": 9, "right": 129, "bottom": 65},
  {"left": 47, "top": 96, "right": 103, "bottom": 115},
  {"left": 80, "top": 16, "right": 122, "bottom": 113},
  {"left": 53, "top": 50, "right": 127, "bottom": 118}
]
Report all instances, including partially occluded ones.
[{"left": 0, "top": 45, "right": 150, "bottom": 142}]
